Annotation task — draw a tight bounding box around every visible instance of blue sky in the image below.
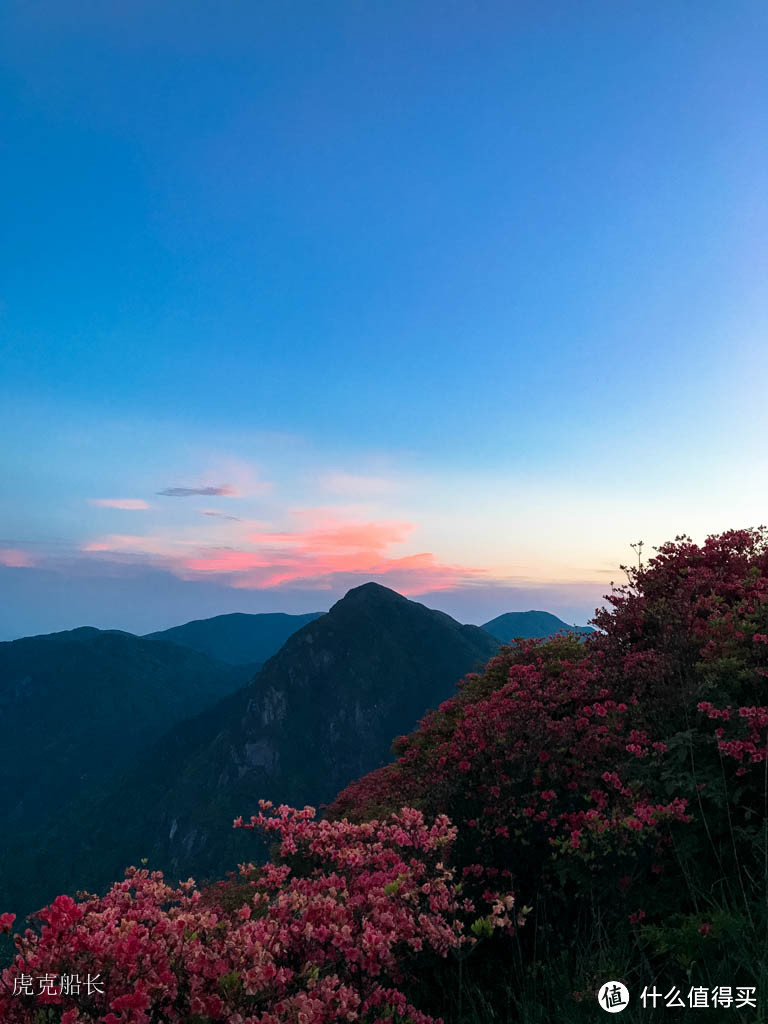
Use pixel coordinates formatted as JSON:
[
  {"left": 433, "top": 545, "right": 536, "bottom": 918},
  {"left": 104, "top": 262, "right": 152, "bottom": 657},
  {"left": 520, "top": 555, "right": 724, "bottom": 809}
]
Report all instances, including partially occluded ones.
[{"left": 1, "top": 1, "right": 767, "bottom": 639}]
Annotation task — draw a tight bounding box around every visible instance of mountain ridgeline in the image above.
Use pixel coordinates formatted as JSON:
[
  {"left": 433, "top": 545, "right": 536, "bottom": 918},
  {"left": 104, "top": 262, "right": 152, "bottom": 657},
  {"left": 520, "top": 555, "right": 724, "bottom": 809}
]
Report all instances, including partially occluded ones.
[
  {"left": 145, "top": 611, "right": 324, "bottom": 667},
  {"left": 482, "top": 609, "right": 594, "bottom": 643}
]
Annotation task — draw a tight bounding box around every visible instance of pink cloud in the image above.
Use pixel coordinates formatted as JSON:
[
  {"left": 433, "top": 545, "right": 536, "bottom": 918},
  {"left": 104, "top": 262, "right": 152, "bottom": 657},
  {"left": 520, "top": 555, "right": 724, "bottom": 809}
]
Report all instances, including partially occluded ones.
[
  {"left": 0, "top": 548, "right": 34, "bottom": 568},
  {"left": 182, "top": 550, "right": 273, "bottom": 572},
  {"left": 82, "top": 535, "right": 149, "bottom": 552},
  {"left": 175, "top": 512, "right": 485, "bottom": 593},
  {"left": 88, "top": 498, "right": 150, "bottom": 510},
  {"left": 247, "top": 518, "right": 414, "bottom": 553},
  {"left": 225, "top": 559, "right": 486, "bottom": 593},
  {"left": 79, "top": 511, "right": 490, "bottom": 596}
]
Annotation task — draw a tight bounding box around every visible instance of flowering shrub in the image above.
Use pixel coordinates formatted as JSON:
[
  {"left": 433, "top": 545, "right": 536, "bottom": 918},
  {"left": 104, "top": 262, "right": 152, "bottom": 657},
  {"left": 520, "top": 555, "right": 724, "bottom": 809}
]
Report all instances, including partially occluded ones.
[
  {"left": 330, "top": 634, "right": 690, "bottom": 924},
  {"left": 331, "top": 529, "right": 768, "bottom": 984},
  {"left": 0, "top": 804, "right": 510, "bottom": 1023}
]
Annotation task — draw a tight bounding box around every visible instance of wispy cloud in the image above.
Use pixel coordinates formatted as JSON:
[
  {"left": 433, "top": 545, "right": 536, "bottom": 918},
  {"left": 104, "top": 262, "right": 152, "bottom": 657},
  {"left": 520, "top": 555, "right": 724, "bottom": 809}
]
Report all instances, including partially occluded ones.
[
  {"left": 82, "top": 535, "right": 153, "bottom": 553},
  {"left": 157, "top": 485, "right": 237, "bottom": 497},
  {"left": 200, "top": 509, "right": 241, "bottom": 521},
  {"left": 88, "top": 498, "right": 150, "bottom": 510},
  {"left": 202, "top": 457, "right": 272, "bottom": 498},
  {"left": 81, "top": 534, "right": 218, "bottom": 557},
  {"left": 245, "top": 514, "right": 415, "bottom": 553},
  {"left": 0, "top": 548, "right": 35, "bottom": 568}
]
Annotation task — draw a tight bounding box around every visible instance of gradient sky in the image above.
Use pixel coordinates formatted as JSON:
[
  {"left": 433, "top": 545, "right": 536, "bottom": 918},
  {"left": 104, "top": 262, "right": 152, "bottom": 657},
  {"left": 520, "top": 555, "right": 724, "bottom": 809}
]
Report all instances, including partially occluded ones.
[{"left": 1, "top": 1, "right": 767, "bottom": 640}]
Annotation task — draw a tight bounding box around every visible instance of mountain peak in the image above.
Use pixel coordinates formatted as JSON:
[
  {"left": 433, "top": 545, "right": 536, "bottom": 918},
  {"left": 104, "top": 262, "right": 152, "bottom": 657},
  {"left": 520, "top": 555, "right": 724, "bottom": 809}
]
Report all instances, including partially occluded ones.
[
  {"left": 336, "top": 581, "right": 409, "bottom": 605},
  {"left": 482, "top": 610, "right": 594, "bottom": 642}
]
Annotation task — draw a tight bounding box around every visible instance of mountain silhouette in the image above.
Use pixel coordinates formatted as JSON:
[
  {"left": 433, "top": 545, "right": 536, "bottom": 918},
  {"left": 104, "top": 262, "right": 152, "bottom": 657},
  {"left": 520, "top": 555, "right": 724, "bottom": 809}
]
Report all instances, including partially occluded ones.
[
  {"left": 0, "top": 626, "right": 255, "bottom": 922},
  {"left": 145, "top": 610, "right": 323, "bottom": 667},
  {"left": 481, "top": 610, "right": 593, "bottom": 643},
  {"left": 0, "top": 626, "right": 253, "bottom": 834}
]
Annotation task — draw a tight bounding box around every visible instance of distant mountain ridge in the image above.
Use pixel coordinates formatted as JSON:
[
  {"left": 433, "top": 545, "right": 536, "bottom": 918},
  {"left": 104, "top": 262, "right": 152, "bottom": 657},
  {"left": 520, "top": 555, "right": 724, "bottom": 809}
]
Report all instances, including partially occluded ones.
[
  {"left": 0, "top": 626, "right": 254, "bottom": 838},
  {"left": 145, "top": 611, "right": 324, "bottom": 667},
  {"left": 482, "top": 610, "right": 594, "bottom": 643}
]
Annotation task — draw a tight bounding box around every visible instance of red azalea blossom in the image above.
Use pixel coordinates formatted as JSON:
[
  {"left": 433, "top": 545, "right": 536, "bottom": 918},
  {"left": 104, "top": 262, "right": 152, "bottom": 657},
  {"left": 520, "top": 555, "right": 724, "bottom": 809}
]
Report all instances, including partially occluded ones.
[{"left": 0, "top": 805, "right": 513, "bottom": 1024}]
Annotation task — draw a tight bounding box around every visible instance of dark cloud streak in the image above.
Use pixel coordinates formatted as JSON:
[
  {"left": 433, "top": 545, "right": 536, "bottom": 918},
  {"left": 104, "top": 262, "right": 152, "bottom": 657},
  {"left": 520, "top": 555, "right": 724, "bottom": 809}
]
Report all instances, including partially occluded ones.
[
  {"left": 200, "top": 511, "right": 241, "bottom": 521},
  {"left": 157, "top": 485, "right": 235, "bottom": 497}
]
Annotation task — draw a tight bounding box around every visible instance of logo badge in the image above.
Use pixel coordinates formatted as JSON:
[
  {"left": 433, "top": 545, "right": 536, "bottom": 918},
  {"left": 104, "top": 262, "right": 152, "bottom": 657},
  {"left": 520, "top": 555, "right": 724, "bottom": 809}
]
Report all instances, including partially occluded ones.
[{"left": 598, "top": 981, "right": 630, "bottom": 1013}]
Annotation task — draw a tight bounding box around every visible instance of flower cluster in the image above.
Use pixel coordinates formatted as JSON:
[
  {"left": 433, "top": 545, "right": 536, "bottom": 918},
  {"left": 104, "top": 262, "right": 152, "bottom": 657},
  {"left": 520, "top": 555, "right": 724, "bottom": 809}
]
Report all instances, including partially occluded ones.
[
  {"left": 697, "top": 701, "right": 768, "bottom": 771},
  {"left": 1, "top": 805, "right": 505, "bottom": 1024}
]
